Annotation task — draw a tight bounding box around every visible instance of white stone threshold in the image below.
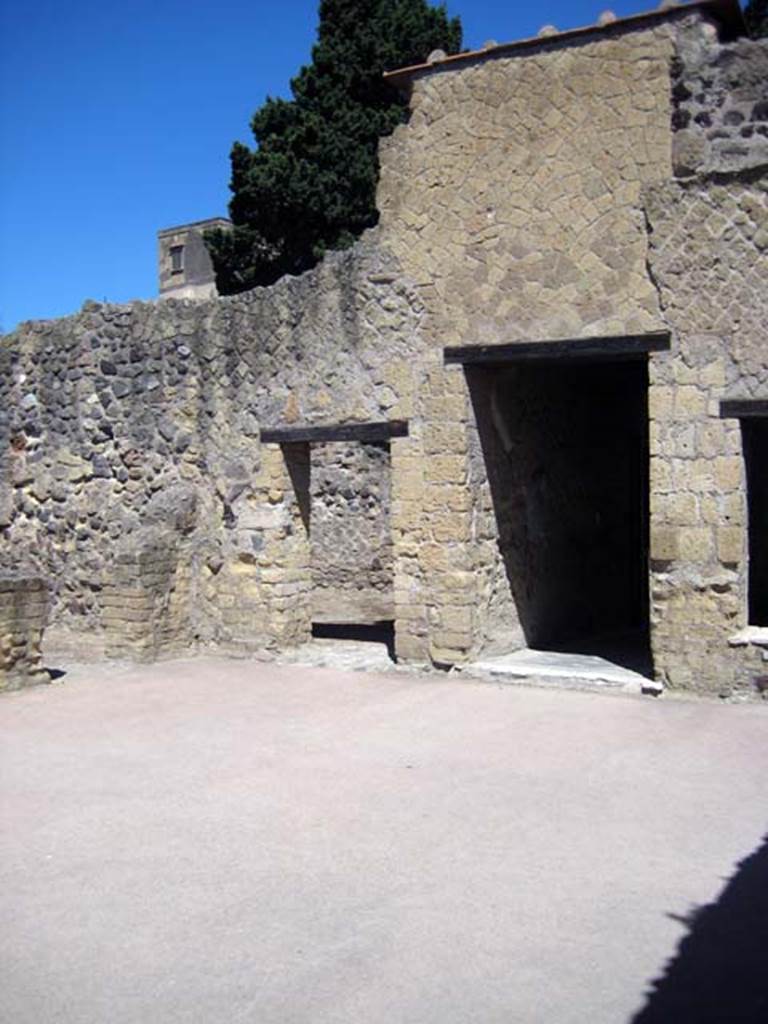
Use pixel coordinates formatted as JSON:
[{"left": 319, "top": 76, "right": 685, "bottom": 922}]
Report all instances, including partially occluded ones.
[{"left": 460, "top": 648, "right": 661, "bottom": 696}]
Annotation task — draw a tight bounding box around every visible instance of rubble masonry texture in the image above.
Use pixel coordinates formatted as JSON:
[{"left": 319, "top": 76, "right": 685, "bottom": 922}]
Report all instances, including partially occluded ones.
[{"left": 1, "top": 7, "right": 767, "bottom": 693}]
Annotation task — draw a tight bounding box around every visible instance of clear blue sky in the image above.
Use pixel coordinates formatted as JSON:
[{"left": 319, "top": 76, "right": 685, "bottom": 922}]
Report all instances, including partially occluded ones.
[{"left": 0, "top": 1, "right": 720, "bottom": 331}]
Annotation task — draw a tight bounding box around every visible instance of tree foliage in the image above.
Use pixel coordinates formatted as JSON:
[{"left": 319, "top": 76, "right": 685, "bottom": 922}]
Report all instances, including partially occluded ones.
[
  {"left": 205, "top": 0, "right": 462, "bottom": 294},
  {"left": 744, "top": 0, "right": 768, "bottom": 38}
]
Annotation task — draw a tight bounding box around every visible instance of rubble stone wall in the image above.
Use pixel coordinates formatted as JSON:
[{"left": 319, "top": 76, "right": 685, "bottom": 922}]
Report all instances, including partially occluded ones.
[
  {"left": 671, "top": 30, "right": 768, "bottom": 176},
  {"left": 0, "top": 242, "right": 424, "bottom": 657}
]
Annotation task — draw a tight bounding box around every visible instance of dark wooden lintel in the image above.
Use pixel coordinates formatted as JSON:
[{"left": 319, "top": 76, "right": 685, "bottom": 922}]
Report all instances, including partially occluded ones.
[
  {"left": 444, "top": 331, "right": 671, "bottom": 366},
  {"left": 719, "top": 400, "right": 768, "bottom": 419},
  {"left": 260, "top": 420, "right": 409, "bottom": 444}
]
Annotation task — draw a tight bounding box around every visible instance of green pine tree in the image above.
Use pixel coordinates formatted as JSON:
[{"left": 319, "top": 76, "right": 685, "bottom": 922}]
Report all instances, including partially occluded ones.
[
  {"left": 744, "top": 0, "right": 768, "bottom": 38},
  {"left": 206, "top": 0, "right": 462, "bottom": 294}
]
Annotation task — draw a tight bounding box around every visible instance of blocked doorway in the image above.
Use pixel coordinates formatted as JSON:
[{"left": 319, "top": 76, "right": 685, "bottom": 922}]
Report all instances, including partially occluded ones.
[
  {"left": 310, "top": 440, "right": 395, "bottom": 655},
  {"left": 260, "top": 421, "right": 407, "bottom": 661},
  {"left": 457, "top": 339, "right": 661, "bottom": 675}
]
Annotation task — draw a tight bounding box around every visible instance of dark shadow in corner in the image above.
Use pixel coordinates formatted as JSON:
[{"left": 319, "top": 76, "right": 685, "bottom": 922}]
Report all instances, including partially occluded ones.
[
  {"left": 631, "top": 834, "right": 768, "bottom": 1023},
  {"left": 465, "top": 360, "right": 650, "bottom": 666},
  {"left": 312, "top": 621, "right": 396, "bottom": 662},
  {"left": 283, "top": 441, "right": 311, "bottom": 532}
]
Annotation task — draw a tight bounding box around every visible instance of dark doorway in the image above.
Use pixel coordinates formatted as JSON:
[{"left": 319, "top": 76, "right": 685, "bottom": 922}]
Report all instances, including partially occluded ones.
[
  {"left": 468, "top": 357, "right": 651, "bottom": 673},
  {"left": 743, "top": 419, "right": 768, "bottom": 626},
  {"left": 312, "top": 621, "right": 396, "bottom": 661}
]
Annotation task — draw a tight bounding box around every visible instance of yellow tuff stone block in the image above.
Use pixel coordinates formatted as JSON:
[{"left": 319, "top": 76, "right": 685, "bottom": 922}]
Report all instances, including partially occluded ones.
[
  {"left": 424, "top": 455, "right": 467, "bottom": 485},
  {"left": 650, "top": 527, "right": 679, "bottom": 561},
  {"left": 715, "top": 456, "right": 743, "bottom": 492},
  {"left": 717, "top": 526, "right": 743, "bottom": 565},
  {"left": 678, "top": 527, "right": 714, "bottom": 562}
]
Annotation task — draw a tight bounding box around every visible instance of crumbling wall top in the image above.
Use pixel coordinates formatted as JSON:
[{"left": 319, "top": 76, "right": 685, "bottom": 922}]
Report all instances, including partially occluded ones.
[{"left": 384, "top": 0, "right": 746, "bottom": 88}]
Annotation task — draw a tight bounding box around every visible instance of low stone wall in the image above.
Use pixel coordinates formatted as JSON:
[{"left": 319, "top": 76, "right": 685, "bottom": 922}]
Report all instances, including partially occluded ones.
[
  {"left": 0, "top": 242, "right": 423, "bottom": 659},
  {"left": 0, "top": 574, "right": 49, "bottom": 691}
]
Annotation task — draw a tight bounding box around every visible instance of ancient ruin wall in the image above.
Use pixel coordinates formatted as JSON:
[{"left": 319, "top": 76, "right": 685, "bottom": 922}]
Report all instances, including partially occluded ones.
[
  {"left": 671, "top": 32, "right": 768, "bottom": 175},
  {"left": 642, "top": 28, "right": 768, "bottom": 693},
  {"left": 376, "top": 20, "right": 678, "bottom": 662},
  {"left": 0, "top": 243, "right": 424, "bottom": 657},
  {"left": 3, "top": 10, "right": 765, "bottom": 685},
  {"left": 378, "top": 23, "right": 675, "bottom": 348},
  {"left": 645, "top": 170, "right": 768, "bottom": 693},
  {"left": 0, "top": 573, "right": 49, "bottom": 691}
]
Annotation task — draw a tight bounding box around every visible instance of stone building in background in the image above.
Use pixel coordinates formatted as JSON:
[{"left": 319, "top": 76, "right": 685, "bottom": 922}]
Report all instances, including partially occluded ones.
[
  {"left": 2, "top": 0, "right": 767, "bottom": 696},
  {"left": 157, "top": 217, "right": 231, "bottom": 300}
]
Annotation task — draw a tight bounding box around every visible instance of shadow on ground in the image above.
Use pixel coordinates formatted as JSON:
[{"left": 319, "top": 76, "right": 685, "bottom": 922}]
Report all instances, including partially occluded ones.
[{"left": 631, "top": 833, "right": 768, "bottom": 1023}]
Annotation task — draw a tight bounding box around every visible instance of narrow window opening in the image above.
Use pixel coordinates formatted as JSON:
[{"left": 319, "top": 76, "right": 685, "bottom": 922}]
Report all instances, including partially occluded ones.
[
  {"left": 744, "top": 420, "right": 768, "bottom": 625},
  {"left": 170, "top": 245, "right": 184, "bottom": 274}
]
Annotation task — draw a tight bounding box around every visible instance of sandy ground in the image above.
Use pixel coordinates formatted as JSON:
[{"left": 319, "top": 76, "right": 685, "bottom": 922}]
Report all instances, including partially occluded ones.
[{"left": 1, "top": 656, "right": 767, "bottom": 1023}]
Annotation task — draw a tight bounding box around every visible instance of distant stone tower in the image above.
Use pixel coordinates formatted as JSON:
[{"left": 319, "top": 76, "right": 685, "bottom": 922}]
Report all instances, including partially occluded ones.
[{"left": 157, "top": 217, "right": 231, "bottom": 300}]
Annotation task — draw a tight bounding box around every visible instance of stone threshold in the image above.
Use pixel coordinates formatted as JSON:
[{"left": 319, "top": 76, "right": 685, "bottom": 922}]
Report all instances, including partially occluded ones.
[
  {"left": 281, "top": 638, "right": 398, "bottom": 673},
  {"left": 458, "top": 648, "right": 662, "bottom": 696}
]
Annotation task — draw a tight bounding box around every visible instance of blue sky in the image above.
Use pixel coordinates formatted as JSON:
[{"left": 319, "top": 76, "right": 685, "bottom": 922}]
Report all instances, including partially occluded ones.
[{"left": 0, "top": 1, "right": 721, "bottom": 330}]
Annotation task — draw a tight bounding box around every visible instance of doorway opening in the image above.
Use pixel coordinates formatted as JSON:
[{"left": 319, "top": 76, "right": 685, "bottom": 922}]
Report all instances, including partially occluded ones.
[
  {"left": 261, "top": 421, "right": 408, "bottom": 665},
  {"left": 312, "top": 621, "right": 396, "bottom": 660},
  {"left": 310, "top": 440, "right": 396, "bottom": 663},
  {"left": 743, "top": 418, "right": 768, "bottom": 626},
  {"left": 467, "top": 357, "right": 651, "bottom": 675}
]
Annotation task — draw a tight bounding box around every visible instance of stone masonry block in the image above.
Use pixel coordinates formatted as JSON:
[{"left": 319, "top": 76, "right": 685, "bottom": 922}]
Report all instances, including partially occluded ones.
[
  {"left": 678, "top": 527, "right": 714, "bottom": 562},
  {"left": 0, "top": 574, "right": 50, "bottom": 692},
  {"left": 424, "top": 455, "right": 467, "bottom": 485},
  {"left": 715, "top": 457, "right": 743, "bottom": 492},
  {"left": 717, "top": 526, "right": 744, "bottom": 566}
]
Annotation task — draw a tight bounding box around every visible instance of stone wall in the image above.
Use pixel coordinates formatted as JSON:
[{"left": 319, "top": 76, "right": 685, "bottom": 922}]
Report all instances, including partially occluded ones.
[
  {"left": 0, "top": 573, "right": 49, "bottom": 691},
  {"left": 376, "top": 17, "right": 678, "bottom": 665},
  {"left": 672, "top": 30, "right": 768, "bottom": 175},
  {"left": 645, "top": 169, "right": 768, "bottom": 693},
  {"left": 1, "top": 242, "right": 424, "bottom": 658},
  {"left": 2, "top": 6, "right": 766, "bottom": 693},
  {"left": 378, "top": 21, "right": 675, "bottom": 348}
]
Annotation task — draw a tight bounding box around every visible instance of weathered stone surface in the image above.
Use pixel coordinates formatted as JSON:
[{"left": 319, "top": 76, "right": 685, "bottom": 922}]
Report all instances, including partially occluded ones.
[
  {"left": 310, "top": 441, "right": 393, "bottom": 624},
  {"left": 1, "top": 8, "right": 766, "bottom": 694},
  {"left": 0, "top": 573, "right": 49, "bottom": 691},
  {"left": 377, "top": 22, "right": 674, "bottom": 347},
  {"left": 671, "top": 25, "right": 768, "bottom": 177},
  {"left": 645, "top": 170, "right": 768, "bottom": 693},
  {"left": 1, "top": 242, "right": 424, "bottom": 659}
]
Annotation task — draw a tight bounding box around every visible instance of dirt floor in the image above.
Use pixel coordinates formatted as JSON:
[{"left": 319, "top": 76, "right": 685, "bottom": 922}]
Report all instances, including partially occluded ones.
[{"left": 2, "top": 657, "right": 767, "bottom": 1023}]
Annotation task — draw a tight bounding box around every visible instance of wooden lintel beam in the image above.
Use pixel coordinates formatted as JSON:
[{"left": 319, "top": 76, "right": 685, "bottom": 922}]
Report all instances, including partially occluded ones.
[
  {"left": 719, "top": 400, "right": 768, "bottom": 419},
  {"left": 260, "top": 420, "right": 409, "bottom": 444},
  {"left": 443, "top": 331, "right": 671, "bottom": 366}
]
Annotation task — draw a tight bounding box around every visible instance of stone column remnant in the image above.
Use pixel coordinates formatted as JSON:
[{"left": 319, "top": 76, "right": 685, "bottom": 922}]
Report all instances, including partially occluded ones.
[{"left": 0, "top": 573, "right": 50, "bottom": 691}]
